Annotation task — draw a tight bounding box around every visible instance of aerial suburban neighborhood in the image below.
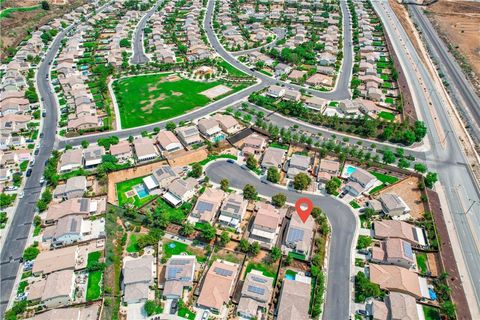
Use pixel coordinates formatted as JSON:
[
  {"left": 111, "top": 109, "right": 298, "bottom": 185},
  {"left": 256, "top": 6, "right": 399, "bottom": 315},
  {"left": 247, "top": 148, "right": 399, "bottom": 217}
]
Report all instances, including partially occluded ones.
[{"left": 0, "top": 0, "right": 480, "bottom": 320}]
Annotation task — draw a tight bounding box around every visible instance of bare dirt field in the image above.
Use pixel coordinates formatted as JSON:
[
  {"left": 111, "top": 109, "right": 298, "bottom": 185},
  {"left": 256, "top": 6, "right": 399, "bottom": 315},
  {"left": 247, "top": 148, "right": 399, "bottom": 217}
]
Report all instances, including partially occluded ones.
[
  {"left": 0, "top": 0, "right": 87, "bottom": 59},
  {"left": 379, "top": 176, "right": 426, "bottom": 219},
  {"left": 425, "top": 0, "right": 480, "bottom": 91}
]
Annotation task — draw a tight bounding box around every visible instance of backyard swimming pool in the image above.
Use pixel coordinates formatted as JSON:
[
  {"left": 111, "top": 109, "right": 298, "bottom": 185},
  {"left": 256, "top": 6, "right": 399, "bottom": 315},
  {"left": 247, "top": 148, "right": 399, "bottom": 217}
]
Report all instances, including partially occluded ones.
[
  {"left": 134, "top": 184, "right": 149, "bottom": 199},
  {"left": 344, "top": 165, "right": 358, "bottom": 177}
]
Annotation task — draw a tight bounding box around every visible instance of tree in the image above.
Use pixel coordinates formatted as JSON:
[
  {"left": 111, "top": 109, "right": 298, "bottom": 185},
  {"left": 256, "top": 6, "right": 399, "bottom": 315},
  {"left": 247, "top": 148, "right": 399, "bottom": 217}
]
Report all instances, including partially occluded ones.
[
  {"left": 239, "top": 239, "right": 250, "bottom": 252},
  {"left": 425, "top": 171, "right": 438, "bottom": 189},
  {"left": 270, "top": 247, "right": 282, "bottom": 262},
  {"left": 356, "top": 235, "right": 372, "bottom": 249},
  {"left": 219, "top": 231, "right": 230, "bottom": 246},
  {"left": 243, "top": 184, "right": 257, "bottom": 200},
  {"left": 23, "top": 245, "right": 40, "bottom": 261},
  {"left": 201, "top": 223, "right": 216, "bottom": 241},
  {"left": 119, "top": 38, "right": 131, "bottom": 47},
  {"left": 311, "top": 207, "right": 323, "bottom": 220},
  {"left": 293, "top": 173, "right": 311, "bottom": 190},
  {"left": 355, "top": 271, "right": 382, "bottom": 302},
  {"left": 266, "top": 166, "right": 280, "bottom": 183},
  {"left": 271, "top": 193, "right": 287, "bottom": 208},
  {"left": 144, "top": 300, "right": 158, "bottom": 316},
  {"left": 382, "top": 149, "right": 396, "bottom": 164},
  {"left": 220, "top": 179, "right": 229, "bottom": 192},
  {"left": 41, "top": 1, "right": 50, "bottom": 10},
  {"left": 81, "top": 140, "right": 89, "bottom": 149},
  {"left": 165, "top": 121, "right": 176, "bottom": 131},
  {"left": 414, "top": 163, "right": 427, "bottom": 173},
  {"left": 249, "top": 241, "right": 261, "bottom": 256},
  {"left": 325, "top": 177, "right": 341, "bottom": 195},
  {"left": 180, "top": 222, "right": 195, "bottom": 237},
  {"left": 398, "top": 158, "right": 410, "bottom": 169},
  {"left": 246, "top": 154, "right": 257, "bottom": 170},
  {"left": 190, "top": 163, "right": 203, "bottom": 178},
  {"left": 285, "top": 255, "right": 293, "bottom": 265}
]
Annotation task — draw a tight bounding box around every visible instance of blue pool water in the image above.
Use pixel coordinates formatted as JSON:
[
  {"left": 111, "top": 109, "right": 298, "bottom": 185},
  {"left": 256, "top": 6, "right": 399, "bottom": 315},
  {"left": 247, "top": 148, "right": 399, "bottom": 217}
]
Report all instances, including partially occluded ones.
[
  {"left": 429, "top": 288, "right": 437, "bottom": 300},
  {"left": 345, "top": 165, "right": 357, "bottom": 176},
  {"left": 134, "top": 184, "right": 149, "bottom": 199},
  {"left": 285, "top": 273, "right": 295, "bottom": 280},
  {"left": 169, "top": 243, "right": 176, "bottom": 249},
  {"left": 212, "top": 134, "right": 225, "bottom": 143}
]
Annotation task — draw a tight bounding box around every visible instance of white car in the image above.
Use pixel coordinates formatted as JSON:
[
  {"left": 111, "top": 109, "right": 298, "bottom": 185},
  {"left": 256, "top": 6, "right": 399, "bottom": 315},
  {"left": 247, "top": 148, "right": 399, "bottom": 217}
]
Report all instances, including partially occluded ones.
[{"left": 18, "top": 191, "right": 25, "bottom": 199}]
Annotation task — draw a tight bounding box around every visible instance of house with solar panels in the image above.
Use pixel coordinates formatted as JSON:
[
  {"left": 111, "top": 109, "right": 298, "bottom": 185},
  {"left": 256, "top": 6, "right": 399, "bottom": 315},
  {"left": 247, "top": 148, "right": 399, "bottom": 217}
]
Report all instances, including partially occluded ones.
[
  {"left": 218, "top": 193, "right": 248, "bottom": 228},
  {"left": 189, "top": 188, "right": 225, "bottom": 223},
  {"left": 197, "top": 260, "right": 239, "bottom": 314},
  {"left": 163, "top": 255, "right": 196, "bottom": 300},
  {"left": 175, "top": 125, "right": 203, "bottom": 147},
  {"left": 143, "top": 165, "right": 179, "bottom": 191},
  {"left": 283, "top": 211, "right": 315, "bottom": 260},
  {"left": 370, "top": 238, "right": 416, "bottom": 269},
  {"left": 237, "top": 271, "right": 274, "bottom": 319},
  {"left": 162, "top": 177, "right": 198, "bottom": 207}
]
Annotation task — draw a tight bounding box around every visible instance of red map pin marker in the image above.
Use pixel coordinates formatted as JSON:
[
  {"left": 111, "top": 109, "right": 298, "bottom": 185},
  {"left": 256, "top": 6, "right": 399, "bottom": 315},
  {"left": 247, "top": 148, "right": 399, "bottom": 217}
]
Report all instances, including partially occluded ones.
[{"left": 295, "top": 197, "right": 313, "bottom": 223}]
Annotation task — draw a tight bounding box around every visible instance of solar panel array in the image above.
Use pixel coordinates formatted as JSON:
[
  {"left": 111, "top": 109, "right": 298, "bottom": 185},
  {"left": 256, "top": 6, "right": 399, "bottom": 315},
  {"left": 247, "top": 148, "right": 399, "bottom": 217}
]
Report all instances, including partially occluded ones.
[
  {"left": 79, "top": 198, "right": 89, "bottom": 211},
  {"left": 167, "top": 267, "right": 182, "bottom": 279},
  {"left": 196, "top": 201, "right": 214, "bottom": 213},
  {"left": 247, "top": 285, "right": 265, "bottom": 295},
  {"left": 402, "top": 241, "right": 414, "bottom": 259},
  {"left": 251, "top": 276, "right": 268, "bottom": 284},
  {"left": 286, "top": 228, "right": 304, "bottom": 243},
  {"left": 214, "top": 267, "right": 233, "bottom": 277}
]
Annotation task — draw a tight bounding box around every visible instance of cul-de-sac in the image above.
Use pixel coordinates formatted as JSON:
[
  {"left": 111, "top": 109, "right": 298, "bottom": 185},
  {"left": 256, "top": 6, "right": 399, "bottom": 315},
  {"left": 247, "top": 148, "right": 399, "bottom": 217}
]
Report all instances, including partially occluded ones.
[{"left": 1, "top": 0, "right": 480, "bottom": 319}]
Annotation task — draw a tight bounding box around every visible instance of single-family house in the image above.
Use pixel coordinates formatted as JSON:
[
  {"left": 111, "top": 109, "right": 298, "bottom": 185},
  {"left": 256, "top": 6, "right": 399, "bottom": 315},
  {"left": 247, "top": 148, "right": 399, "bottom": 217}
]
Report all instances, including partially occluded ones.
[
  {"left": 286, "top": 154, "right": 310, "bottom": 178},
  {"left": 41, "top": 270, "right": 75, "bottom": 308},
  {"left": 32, "top": 245, "right": 83, "bottom": 275},
  {"left": 197, "top": 260, "right": 239, "bottom": 313},
  {"left": 213, "top": 114, "right": 241, "bottom": 134},
  {"left": 377, "top": 193, "right": 411, "bottom": 218},
  {"left": 242, "top": 134, "right": 267, "bottom": 156},
  {"left": 275, "top": 63, "right": 292, "bottom": 76},
  {"left": 283, "top": 89, "right": 301, "bottom": 101},
  {"left": 373, "top": 220, "right": 427, "bottom": 247},
  {"left": 276, "top": 276, "right": 311, "bottom": 320},
  {"left": 122, "top": 255, "right": 155, "bottom": 304},
  {"left": 109, "top": 140, "right": 132, "bottom": 163},
  {"left": 163, "top": 255, "right": 196, "bottom": 300},
  {"left": 197, "top": 118, "right": 223, "bottom": 142},
  {"left": 369, "top": 264, "right": 423, "bottom": 299},
  {"left": 156, "top": 130, "right": 183, "bottom": 152},
  {"left": 133, "top": 137, "right": 158, "bottom": 162},
  {"left": 190, "top": 188, "right": 225, "bottom": 223},
  {"left": 163, "top": 177, "right": 198, "bottom": 207},
  {"left": 53, "top": 176, "right": 87, "bottom": 200},
  {"left": 237, "top": 271, "right": 274, "bottom": 319},
  {"left": 266, "top": 85, "right": 285, "bottom": 98},
  {"left": 261, "top": 147, "right": 286, "bottom": 169},
  {"left": 283, "top": 212, "right": 315, "bottom": 258},
  {"left": 249, "top": 203, "right": 284, "bottom": 248},
  {"left": 344, "top": 168, "right": 377, "bottom": 195},
  {"left": 175, "top": 126, "right": 203, "bottom": 146},
  {"left": 304, "top": 96, "right": 327, "bottom": 112},
  {"left": 370, "top": 292, "right": 421, "bottom": 320},
  {"left": 59, "top": 149, "right": 83, "bottom": 172},
  {"left": 371, "top": 238, "right": 416, "bottom": 269},
  {"left": 83, "top": 145, "right": 105, "bottom": 168},
  {"left": 143, "top": 165, "right": 179, "bottom": 191},
  {"left": 218, "top": 193, "right": 247, "bottom": 228}
]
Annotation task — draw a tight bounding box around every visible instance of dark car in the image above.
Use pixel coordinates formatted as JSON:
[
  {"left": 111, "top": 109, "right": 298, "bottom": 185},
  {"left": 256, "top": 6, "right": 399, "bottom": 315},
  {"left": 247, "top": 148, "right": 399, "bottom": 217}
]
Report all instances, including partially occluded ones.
[
  {"left": 34, "top": 149, "right": 40, "bottom": 155},
  {"left": 226, "top": 159, "right": 235, "bottom": 164},
  {"left": 170, "top": 300, "right": 178, "bottom": 314},
  {"left": 26, "top": 169, "right": 32, "bottom": 177},
  {"left": 39, "top": 133, "right": 44, "bottom": 138},
  {"left": 42, "top": 112, "right": 46, "bottom": 117}
]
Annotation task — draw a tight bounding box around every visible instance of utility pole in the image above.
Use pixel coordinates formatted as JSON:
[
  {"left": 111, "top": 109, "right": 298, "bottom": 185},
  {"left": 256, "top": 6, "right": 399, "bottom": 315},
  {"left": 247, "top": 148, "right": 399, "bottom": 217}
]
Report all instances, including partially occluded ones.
[{"left": 465, "top": 200, "right": 477, "bottom": 215}]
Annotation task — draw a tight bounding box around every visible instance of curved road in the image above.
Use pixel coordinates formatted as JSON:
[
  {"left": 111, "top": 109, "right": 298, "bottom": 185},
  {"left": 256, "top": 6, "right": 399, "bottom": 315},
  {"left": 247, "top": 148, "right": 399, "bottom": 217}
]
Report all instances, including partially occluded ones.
[
  {"left": 205, "top": 161, "right": 356, "bottom": 320},
  {"left": 130, "top": 0, "right": 163, "bottom": 64}
]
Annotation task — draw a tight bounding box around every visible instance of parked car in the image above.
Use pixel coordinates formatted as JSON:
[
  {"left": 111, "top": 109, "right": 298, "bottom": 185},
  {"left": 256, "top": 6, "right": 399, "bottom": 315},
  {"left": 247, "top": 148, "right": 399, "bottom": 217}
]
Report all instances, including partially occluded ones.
[
  {"left": 19, "top": 191, "right": 25, "bottom": 198},
  {"left": 26, "top": 169, "right": 32, "bottom": 177},
  {"left": 202, "top": 311, "right": 209, "bottom": 320},
  {"left": 170, "top": 299, "right": 178, "bottom": 314},
  {"left": 34, "top": 149, "right": 40, "bottom": 155}
]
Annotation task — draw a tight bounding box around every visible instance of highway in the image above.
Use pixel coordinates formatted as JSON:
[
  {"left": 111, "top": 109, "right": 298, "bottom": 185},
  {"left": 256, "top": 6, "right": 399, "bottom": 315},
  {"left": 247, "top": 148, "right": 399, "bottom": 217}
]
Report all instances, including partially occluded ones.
[
  {"left": 205, "top": 161, "right": 356, "bottom": 320},
  {"left": 130, "top": 0, "right": 162, "bottom": 64},
  {"left": 372, "top": 1, "right": 480, "bottom": 315},
  {"left": 409, "top": 6, "right": 480, "bottom": 142}
]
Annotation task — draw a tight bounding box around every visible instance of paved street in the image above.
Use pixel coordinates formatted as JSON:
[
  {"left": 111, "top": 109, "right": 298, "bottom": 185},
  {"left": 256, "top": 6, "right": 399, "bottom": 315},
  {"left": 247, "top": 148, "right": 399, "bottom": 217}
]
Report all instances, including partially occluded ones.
[
  {"left": 130, "top": 0, "right": 163, "bottom": 64},
  {"left": 373, "top": 1, "right": 480, "bottom": 315},
  {"left": 205, "top": 161, "right": 356, "bottom": 320}
]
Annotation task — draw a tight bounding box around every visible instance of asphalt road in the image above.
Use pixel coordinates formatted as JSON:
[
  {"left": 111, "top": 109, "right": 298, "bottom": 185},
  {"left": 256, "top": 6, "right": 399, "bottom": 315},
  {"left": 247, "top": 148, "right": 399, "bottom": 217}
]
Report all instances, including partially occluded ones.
[
  {"left": 205, "top": 161, "right": 356, "bottom": 320},
  {"left": 203, "top": 0, "right": 354, "bottom": 101},
  {"left": 409, "top": 6, "right": 480, "bottom": 139},
  {"left": 0, "top": 26, "right": 66, "bottom": 317},
  {"left": 373, "top": 1, "right": 480, "bottom": 314},
  {"left": 231, "top": 27, "right": 286, "bottom": 56},
  {"left": 130, "top": 0, "right": 162, "bottom": 64}
]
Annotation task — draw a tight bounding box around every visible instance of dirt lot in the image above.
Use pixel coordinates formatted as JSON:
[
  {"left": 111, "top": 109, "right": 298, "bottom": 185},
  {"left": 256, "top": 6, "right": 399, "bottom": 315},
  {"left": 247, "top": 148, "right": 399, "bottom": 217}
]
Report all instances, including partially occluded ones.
[
  {"left": 379, "top": 176, "right": 427, "bottom": 219},
  {"left": 0, "top": 0, "right": 87, "bottom": 59},
  {"left": 425, "top": 0, "right": 480, "bottom": 92}
]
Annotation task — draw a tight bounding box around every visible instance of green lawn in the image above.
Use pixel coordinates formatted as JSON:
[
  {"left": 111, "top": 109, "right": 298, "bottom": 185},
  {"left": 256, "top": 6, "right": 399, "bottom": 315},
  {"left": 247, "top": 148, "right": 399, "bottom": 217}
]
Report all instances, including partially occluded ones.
[
  {"left": 0, "top": 5, "right": 40, "bottom": 20},
  {"left": 378, "top": 111, "right": 395, "bottom": 121},
  {"left": 423, "top": 305, "right": 441, "bottom": 320},
  {"left": 113, "top": 73, "right": 246, "bottom": 128},
  {"left": 218, "top": 60, "right": 247, "bottom": 77},
  {"left": 116, "top": 176, "right": 157, "bottom": 208},
  {"left": 163, "top": 240, "right": 208, "bottom": 263},
  {"left": 19, "top": 161, "right": 29, "bottom": 172},
  {"left": 126, "top": 234, "right": 140, "bottom": 253},
  {"left": 177, "top": 306, "right": 196, "bottom": 320},
  {"left": 268, "top": 142, "right": 289, "bottom": 150},
  {"left": 258, "top": 69, "right": 273, "bottom": 76},
  {"left": 17, "top": 280, "right": 28, "bottom": 294},
  {"left": 385, "top": 97, "right": 395, "bottom": 104},
  {"left": 86, "top": 271, "right": 102, "bottom": 301},
  {"left": 349, "top": 200, "right": 361, "bottom": 209},
  {"left": 369, "top": 171, "right": 399, "bottom": 184},
  {"left": 87, "top": 251, "right": 101, "bottom": 268},
  {"left": 245, "top": 262, "right": 276, "bottom": 281},
  {"left": 197, "top": 154, "right": 237, "bottom": 165},
  {"left": 155, "top": 198, "right": 191, "bottom": 222},
  {"left": 416, "top": 252, "right": 428, "bottom": 274},
  {"left": 288, "top": 251, "right": 306, "bottom": 261}
]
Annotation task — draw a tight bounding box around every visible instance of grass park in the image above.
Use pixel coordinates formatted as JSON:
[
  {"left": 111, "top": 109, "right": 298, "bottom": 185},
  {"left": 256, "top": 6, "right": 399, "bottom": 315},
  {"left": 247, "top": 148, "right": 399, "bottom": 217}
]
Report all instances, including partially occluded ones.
[{"left": 113, "top": 73, "right": 247, "bottom": 129}]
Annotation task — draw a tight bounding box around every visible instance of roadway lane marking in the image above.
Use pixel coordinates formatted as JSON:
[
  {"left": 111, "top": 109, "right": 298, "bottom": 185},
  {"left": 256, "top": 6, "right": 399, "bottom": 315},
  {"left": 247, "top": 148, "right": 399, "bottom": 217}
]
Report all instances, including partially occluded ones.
[{"left": 454, "top": 186, "right": 480, "bottom": 253}]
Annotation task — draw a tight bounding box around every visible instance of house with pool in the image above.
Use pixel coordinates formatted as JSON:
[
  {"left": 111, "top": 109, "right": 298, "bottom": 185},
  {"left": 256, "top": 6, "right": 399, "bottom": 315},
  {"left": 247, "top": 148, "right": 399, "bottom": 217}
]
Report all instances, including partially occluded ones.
[{"left": 197, "top": 117, "right": 225, "bottom": 143}]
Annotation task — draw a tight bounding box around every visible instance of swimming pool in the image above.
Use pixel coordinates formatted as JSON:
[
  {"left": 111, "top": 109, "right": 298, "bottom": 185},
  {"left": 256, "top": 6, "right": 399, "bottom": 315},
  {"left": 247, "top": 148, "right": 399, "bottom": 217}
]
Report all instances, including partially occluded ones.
[
  {"left": 344, "top": 165, "right": 358, "bottom": 177},
  {"left": 285, "top": 273, "right": 295, "bottom": 280},
  {"left": 212, "top": 134, "right": 226, "bottom": 143},
  {"left": 134, "top": 184, "right": 149, "bottom": 199}
]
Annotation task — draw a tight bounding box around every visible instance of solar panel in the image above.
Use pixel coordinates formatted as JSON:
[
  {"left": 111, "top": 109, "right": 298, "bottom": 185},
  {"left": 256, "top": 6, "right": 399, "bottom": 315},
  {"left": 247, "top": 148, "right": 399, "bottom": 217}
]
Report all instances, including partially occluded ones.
[
  {"left": 196, "top": 201, "right": 214, "bottom": 213},
  {"left": 79, "top": 198, "right": 89, "bottom": 211},
  {"left": 247, "top": 285, "right": 265, "bottom": 295},
  {"left": 167, "top": 267, "right": 181, "bottom": 279},
  {"left": 402, "top": 241, "right": 413, "bottom": 259},
  {"left": 170, "top": 259, "right": 190, "bottom": 266},
  {"left": 286, "top": 228, "right": 304, "bottom": 243},
  {"left": 251, "top": 276, "right": 268, "bottom": 284},
  {"left": 70, "top": 218, "right": 78, "bottom": 232},
  {"left": 214, "top": 267, "right": 233, "bottom": 277}
]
